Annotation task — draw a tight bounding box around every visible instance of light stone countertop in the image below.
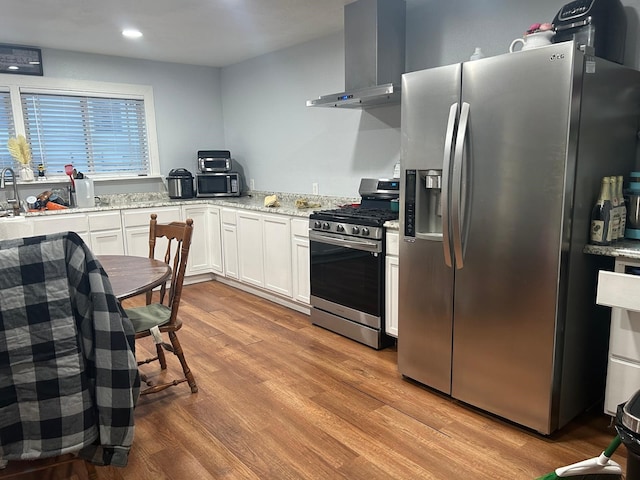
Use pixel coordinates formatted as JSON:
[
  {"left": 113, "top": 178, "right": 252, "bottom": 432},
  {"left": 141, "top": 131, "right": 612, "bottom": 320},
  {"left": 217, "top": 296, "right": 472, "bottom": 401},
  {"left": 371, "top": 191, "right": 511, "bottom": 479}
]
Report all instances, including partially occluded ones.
[
  {"left": 584, "top": 240, "right": 640, "bottom": 260},
  {"left": 384, "top": 220, "right": 399, "bottom": 230},
  {"left": 19, "top": 191, "right": 358, "bottom": 219}
]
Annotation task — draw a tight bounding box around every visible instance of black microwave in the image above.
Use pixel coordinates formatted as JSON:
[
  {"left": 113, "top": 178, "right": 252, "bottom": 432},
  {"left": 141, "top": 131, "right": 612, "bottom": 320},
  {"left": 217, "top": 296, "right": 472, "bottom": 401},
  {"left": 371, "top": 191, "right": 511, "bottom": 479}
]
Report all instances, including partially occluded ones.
[{"left": 196, "top": 172, "right": 243, "bottom": 197}]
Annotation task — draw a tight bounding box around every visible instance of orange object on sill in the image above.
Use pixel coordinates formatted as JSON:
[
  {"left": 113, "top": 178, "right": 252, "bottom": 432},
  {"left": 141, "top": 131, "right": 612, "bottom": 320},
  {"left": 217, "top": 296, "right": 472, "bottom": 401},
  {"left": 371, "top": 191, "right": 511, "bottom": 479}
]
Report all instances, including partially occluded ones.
[{"left": 45, "top": 202, "right": 68, "bottom": 210}]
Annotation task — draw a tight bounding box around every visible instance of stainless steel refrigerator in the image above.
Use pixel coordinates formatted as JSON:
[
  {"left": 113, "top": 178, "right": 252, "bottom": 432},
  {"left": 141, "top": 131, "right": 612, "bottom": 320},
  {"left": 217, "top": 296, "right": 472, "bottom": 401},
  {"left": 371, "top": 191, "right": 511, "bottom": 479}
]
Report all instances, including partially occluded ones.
[{"left": 398, "top": 42, "right": 640, "bottom": 434}]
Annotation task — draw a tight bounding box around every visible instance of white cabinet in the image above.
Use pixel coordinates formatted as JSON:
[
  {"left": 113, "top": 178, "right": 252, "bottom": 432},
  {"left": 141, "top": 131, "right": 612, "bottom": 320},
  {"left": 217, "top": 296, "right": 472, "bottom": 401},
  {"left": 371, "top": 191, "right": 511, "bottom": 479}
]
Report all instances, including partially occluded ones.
[
  {"left": 31, "top": 211, "right": 124, "bottom": 255},
  {"left": 221, "top": 208, "right": 239, "bottom": 280},
  {"left": 182, "top": 205, "right": 209, "bottom": 275},
  {"left": 88, "top": 211, "right": 124, "bottom": 255},
  {"left": 597, "top": 257, "right": 640, "bottom": 415},
  {"left": 237, "top": 210, "right": 265, "bottom": 288},
  {"left": 385, "top": 230, "right": 399, "bottom": 338},
  {"left": 16, "top": 203, "right": 311, "bottom": 311},
  {"left": 32, "top": 213, "right": 91, "bottom": 246},
  {"left": 0, "top": 217, "right": 32, "bottom": 241},
  {"left": 235, "top": 211, "right": 293, "bottom": 297},
  {"left": 263, "top": 214, "right": 292, "bottom": 297},
  {"left": 208, "top": 206, "right": 224, "bottom": 275},
  {"left": 291, "top": 219, "right": 310, "bottom": 304},
  {"left": 122, "top": 207, "right": 181, "bottom": 258}
]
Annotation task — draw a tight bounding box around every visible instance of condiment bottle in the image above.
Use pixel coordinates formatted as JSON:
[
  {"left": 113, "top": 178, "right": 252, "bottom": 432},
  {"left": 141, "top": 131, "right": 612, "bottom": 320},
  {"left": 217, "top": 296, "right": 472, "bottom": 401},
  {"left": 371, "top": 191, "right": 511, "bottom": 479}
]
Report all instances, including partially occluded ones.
[
  {"left": 610, "top": 176, "right": 620, "bottom": 242},
  {"left": 590, "top": 177, "right": 613, "bottom": 246}
]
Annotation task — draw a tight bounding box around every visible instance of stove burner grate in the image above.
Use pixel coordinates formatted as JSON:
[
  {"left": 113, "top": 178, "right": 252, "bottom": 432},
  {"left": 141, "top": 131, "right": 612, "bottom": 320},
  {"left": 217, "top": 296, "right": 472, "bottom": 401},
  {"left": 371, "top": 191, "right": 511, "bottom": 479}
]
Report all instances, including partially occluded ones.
[{"left": 310, "top": 206, "right": 398, "bottom": 226}]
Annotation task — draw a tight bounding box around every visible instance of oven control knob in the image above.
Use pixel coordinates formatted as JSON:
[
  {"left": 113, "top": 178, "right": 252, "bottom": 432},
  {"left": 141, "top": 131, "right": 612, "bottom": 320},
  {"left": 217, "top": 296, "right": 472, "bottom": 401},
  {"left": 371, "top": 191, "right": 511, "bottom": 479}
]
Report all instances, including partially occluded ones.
[
  {"left": 352, "top": 226, "right": 360, "bottom": 235},
  {"left": 322, "top": 222, "right": 331, "bottom": 230},
  {"left": 336, "top": 224, "right": 345, "bottom": 232},
  {"left": 362, "top": 227, "right": 370, "bottom": 236},
  {"left": 314, "top": 221, "right": 322, "bottom": 229}
]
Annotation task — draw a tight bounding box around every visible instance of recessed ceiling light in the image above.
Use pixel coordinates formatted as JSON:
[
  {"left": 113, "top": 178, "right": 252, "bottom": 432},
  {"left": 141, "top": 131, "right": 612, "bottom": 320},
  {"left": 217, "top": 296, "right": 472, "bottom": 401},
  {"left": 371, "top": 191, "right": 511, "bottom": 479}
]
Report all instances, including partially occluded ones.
[
  {"left": 7, "top": 65, "right": 19, "bottom": 70},
  {"left": 122, "top": 29, "right": 143, "bottom": 39}
]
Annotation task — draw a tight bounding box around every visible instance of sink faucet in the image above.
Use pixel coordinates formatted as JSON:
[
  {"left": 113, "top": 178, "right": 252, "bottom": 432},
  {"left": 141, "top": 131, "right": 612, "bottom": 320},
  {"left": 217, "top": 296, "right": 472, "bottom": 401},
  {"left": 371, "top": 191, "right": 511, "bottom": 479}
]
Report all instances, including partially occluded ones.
[{"left": 0, "top": 167, "right": 21, "bottom": 216}]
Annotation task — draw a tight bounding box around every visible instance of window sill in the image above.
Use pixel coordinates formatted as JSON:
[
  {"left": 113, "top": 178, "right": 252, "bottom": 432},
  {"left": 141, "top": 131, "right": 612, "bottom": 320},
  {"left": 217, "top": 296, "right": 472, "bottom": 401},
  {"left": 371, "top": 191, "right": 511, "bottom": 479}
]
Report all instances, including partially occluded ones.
[{"left": 18, "top": 175, "right": 163, "bottom": 185}]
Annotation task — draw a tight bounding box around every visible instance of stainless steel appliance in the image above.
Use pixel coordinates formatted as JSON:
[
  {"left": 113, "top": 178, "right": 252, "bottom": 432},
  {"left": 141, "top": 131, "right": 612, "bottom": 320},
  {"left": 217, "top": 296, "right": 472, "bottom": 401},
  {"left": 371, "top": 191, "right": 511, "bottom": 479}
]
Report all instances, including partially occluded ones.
[
  {"left": 196, "top": 172, "right": 243, "bottom": 197},
  {"left": 552, "top": 0, "right": 626, "bottom": 64},
  {"left": 309, "top": 178, "right": 399, "bottom": 349},
  {"left": 198, "top": 150, "right": 233, "bottom": 173},
  {"left": 306, "top": 0, "right": 405, "bottom": 109},
  {"left": 398, "top": 42, "right": 640, "bottom": 434},
  {"left": 167, "top": 168, "right": 194, "bottom": 199}
]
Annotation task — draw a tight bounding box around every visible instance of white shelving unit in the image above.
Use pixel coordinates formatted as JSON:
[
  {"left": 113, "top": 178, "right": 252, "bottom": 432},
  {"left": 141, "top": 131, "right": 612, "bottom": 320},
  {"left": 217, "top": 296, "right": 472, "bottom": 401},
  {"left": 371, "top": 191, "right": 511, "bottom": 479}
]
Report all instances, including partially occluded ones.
[{"left": 597, "top": 256, "right": 640, "bottom": 416}]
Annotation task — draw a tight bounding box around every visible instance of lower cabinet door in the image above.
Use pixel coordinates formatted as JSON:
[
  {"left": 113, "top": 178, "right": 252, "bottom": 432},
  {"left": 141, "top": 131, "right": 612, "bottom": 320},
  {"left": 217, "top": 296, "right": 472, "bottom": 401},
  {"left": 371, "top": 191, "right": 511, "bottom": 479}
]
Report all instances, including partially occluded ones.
[
  {"left": 237, "top": 211, "right": 264, "bottom": 287},
  {"left": 90, "top": 230, "right": 125, "bottom": 255},
  {"left": 222, "top": 223, "right": 239, "bottom": 280},
  {"left": 263, "top": 214, "right": 292, "bottom": 297},
  {"left": 292, "top": 235, "right": 309, "bottom": 304},
  {"left": 209, "top": 206, "right": 224, "bottom": 275},
  {"left": 124, "top": 226, "right": 151, "bottom": 258},
  {"left": 182, "top": 206, "right": 210, "bottom": 275},
  {"left": 605, "top": 356, "right": 640, "bottom": 415}
]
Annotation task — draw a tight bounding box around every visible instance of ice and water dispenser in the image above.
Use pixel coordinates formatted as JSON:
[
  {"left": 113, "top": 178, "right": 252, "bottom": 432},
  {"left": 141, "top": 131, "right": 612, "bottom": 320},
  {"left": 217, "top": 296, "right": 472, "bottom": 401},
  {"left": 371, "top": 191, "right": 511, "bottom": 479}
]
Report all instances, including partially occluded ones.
[{"left": 404, "top": 169, "right": 443, "bottom": 239}]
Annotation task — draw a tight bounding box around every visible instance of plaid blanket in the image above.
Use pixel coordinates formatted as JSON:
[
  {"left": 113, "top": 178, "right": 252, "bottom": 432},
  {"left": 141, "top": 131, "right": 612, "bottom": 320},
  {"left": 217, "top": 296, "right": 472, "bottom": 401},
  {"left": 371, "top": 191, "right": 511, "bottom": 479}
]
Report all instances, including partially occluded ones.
[{"left": 0, "top": 231, "right": 139, "bottom": 467}]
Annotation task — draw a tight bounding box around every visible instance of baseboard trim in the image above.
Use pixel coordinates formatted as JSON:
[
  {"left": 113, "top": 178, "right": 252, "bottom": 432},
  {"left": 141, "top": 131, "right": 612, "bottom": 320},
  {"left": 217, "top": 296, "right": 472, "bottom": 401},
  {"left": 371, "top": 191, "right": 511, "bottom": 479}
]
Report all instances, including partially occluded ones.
[{"left": 213, "top": 275, "right": 310, "bottom": 315}]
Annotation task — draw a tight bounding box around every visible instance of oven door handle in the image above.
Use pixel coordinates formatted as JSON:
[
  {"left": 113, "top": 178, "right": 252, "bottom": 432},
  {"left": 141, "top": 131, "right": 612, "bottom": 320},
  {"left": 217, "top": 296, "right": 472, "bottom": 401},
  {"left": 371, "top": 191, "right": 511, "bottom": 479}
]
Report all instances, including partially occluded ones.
[{"left": 309, "top": 230, "right": 382, "bottom": 253}]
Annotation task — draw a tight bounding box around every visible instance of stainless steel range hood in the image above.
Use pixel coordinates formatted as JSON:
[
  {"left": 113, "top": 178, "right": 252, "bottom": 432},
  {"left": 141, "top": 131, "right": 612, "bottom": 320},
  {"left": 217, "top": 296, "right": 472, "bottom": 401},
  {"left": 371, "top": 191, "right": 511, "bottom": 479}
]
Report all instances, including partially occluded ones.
[{"left": 306, "top": 0, "right": 406, "bottom": 109}]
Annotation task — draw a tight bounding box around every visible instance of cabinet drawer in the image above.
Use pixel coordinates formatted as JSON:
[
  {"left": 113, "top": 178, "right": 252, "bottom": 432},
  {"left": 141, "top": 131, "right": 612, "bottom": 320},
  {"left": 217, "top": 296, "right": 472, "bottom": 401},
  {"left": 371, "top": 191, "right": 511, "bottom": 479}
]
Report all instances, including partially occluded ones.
[
  {"left": 88, "top": 211, "right": 121, "bottom": 231},
  {"left": 122, "top": 207, "right": 181, "bottom": 227},
  {"left": 386, "top": 231, "right": 399, "bottom": 257},
  {"left": 597, "top": 271, "right": 640, "bottom": 312},
  {"left": 32, "top": 214, "right": 88, "bottom": 235},
  {"left": 608, "top": 307, "right": 640, "bottom": 361},
  {"left": 222, "top": 209, "right": 237, "bottom": 225},
  {"left": 291, "top": 218, "right": 309, "bottom": 238},
  {"left": 605, "top": 356, "right": 640, "bottom": 415}
]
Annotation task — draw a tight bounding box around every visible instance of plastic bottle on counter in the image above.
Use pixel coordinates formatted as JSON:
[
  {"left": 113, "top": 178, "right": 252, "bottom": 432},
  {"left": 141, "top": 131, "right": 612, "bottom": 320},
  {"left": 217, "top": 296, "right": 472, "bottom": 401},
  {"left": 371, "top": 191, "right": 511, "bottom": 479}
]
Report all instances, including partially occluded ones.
[
  {"left": 610, "top": 176, "right": 620, "bottom": 242},
  {"left": 590, "top": 176, "right": 613, "bottom": 246},
  {"left": 618, "top": 175, "right": 627, "bottom": 240}
]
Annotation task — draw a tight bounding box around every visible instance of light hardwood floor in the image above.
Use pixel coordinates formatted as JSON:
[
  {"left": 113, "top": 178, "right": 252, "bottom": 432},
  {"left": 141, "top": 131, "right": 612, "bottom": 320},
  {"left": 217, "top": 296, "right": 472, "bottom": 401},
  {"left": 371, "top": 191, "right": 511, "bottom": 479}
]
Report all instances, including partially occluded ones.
[{"left": 3, "top": 280, "right": 627, "bottom": 479}]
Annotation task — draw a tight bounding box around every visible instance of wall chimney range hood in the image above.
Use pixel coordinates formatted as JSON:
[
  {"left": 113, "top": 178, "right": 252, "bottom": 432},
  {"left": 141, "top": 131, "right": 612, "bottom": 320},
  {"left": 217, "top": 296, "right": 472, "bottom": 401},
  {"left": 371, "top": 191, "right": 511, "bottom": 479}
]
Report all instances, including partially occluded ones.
[{"left": 306, "top": 0, "right": 406, "bottom": 109}]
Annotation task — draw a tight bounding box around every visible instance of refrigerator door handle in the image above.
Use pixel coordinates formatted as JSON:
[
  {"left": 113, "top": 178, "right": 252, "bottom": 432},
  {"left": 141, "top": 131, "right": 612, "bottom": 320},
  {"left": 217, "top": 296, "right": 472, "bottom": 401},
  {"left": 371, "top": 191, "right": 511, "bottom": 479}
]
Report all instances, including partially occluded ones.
[
  {"left": 441, "top": 103, "right": 458, "bottom": 268},
  {"left": 451, "top": 102, "right": 470, "bottom": 270}
]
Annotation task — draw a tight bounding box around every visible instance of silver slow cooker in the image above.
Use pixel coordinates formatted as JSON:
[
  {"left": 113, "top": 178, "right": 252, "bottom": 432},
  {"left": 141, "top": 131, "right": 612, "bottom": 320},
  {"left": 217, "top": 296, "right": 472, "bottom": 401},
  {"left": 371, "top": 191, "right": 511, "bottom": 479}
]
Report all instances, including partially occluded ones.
[{"left": 167, "top": 168, "right": 194, "bottom": 199}]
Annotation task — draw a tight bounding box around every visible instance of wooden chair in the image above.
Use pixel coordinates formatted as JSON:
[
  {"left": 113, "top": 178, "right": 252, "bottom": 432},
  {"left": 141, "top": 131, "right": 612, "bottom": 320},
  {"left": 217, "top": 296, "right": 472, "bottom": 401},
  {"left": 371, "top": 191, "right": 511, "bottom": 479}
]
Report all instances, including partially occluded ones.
[{"left": 124, "top": 214, "right": 198, "bottom": 395}]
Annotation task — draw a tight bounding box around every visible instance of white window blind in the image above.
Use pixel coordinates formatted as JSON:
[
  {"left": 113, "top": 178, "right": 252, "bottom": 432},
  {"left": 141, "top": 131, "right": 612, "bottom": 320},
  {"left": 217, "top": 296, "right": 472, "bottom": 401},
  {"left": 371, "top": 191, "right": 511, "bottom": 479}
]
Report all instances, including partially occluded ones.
[
  {"left": 0, "top": 91, "right": 16, "bottom": 170},
  {"left": 21, "top": 92, "right": 150, "bottom": 176}
]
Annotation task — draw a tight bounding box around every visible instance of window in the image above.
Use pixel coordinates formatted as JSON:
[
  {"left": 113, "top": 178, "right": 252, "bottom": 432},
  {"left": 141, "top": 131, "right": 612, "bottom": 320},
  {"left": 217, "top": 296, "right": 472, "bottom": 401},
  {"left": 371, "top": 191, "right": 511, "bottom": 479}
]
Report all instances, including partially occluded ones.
[
  {"left": 0, "top": 75, "right": 159, "bottom": 178},
  {"left": 22, "top": 93, "right": 149, "bottom": 176},
  {"left": 0, "top": 91, "right": 16, "bottom": 170}
]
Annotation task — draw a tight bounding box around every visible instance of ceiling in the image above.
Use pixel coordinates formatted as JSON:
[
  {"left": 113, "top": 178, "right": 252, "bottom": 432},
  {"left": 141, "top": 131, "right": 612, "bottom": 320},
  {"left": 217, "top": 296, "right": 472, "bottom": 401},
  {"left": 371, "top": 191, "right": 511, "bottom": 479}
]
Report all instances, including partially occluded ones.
[{"left": 0, "top": 0, "right": 356, "bottom": 68}]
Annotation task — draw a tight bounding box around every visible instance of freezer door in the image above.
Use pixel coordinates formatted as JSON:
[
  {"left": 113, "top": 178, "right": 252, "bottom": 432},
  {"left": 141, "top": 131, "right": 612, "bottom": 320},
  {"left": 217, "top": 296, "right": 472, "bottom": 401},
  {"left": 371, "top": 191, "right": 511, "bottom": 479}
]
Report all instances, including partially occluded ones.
[
  {"left": 450, "top": 43, "right": 577, "bottom": 433},
  {"left": 401, "top": 64, "right": 462, "bottom": 171},
  {"left": 398, "top": 64, "right": 461, "bottom": 394}
]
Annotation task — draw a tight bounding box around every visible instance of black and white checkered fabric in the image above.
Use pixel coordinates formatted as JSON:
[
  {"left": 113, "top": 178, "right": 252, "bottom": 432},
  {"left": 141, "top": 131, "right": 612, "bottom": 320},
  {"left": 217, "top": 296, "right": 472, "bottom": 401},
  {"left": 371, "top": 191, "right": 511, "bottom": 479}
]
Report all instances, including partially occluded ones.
[{"left": 0, "top": 231, "right": 139, "bottom": 467}]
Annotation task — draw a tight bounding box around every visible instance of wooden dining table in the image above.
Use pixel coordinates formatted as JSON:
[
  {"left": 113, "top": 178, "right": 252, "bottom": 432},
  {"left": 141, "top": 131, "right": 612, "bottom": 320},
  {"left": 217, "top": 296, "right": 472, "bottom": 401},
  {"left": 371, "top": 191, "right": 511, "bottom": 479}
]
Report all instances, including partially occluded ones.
[{"left": 97, "top": 255, "right": 171, "bottom": 301}]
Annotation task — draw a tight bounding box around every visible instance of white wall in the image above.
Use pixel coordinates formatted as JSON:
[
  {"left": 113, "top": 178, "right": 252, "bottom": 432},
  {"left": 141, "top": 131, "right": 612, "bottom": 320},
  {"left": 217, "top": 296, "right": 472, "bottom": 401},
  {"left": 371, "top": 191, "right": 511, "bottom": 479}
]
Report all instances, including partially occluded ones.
[
  {"left": 221, "top": 33, "right": 401, "bottom": 197},
  {"left": 38, "top": 48, "right": 224, "bottom": 194},
  {"left": 406, "top": 0, "right": 640, "bottom": 71},
  {"left": 13, "top": 0, "right": 640, "bottom": 198},
  {"left": 221, "top": 0, "right": 640, "bottom": 197}
]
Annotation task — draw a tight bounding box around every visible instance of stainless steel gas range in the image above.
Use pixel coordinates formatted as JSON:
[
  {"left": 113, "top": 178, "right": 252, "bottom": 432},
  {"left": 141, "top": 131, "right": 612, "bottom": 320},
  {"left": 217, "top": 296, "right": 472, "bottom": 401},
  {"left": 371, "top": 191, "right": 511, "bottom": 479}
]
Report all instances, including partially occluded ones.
[{"left": 308, "top": 178, "right": 399, "bottom": 349}]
